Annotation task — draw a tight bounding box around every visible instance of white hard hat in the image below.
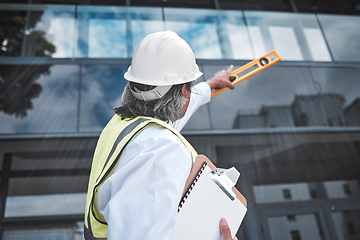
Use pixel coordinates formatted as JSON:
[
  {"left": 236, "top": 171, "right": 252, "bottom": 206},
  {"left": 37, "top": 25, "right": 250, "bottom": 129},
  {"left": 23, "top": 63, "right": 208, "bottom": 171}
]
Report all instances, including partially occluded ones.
[{"left": 124, "top": 31, "right": 203, "bottom": 87}]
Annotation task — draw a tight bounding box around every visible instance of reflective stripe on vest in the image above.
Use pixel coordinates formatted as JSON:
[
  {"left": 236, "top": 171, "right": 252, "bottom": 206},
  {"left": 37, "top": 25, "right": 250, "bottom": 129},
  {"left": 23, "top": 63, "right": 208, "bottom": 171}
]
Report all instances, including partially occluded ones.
[{"left": 84, "top": 115, "right": 197, "bottom": 240}]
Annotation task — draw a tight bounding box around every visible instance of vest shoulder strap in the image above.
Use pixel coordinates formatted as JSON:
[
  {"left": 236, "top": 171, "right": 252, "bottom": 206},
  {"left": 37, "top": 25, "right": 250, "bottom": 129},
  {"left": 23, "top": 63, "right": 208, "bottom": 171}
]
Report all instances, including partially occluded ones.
[{"left": 96, "top": 116, "right": 197, "bottom": 186}]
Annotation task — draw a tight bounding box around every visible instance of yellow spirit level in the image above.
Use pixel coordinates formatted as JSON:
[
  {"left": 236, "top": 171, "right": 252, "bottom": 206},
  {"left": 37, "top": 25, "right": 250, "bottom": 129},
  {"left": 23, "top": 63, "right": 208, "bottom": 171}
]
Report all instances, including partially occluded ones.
[{"left": 211, "top": 50, "right": 281, "bottom": 98}]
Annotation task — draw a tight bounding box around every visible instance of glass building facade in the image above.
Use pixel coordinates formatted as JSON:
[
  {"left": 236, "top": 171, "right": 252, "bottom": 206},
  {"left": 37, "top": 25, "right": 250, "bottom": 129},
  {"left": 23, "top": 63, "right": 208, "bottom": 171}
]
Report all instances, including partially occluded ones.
[{"left": 0, "top": 1, "right": 359, "bottom": 239}]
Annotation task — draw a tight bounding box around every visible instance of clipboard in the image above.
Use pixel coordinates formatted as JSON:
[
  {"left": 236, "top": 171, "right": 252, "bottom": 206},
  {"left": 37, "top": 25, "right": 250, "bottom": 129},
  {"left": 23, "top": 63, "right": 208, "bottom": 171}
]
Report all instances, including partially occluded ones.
[{"left": 170, "top": 155, "right": 247, "bottom": 240}]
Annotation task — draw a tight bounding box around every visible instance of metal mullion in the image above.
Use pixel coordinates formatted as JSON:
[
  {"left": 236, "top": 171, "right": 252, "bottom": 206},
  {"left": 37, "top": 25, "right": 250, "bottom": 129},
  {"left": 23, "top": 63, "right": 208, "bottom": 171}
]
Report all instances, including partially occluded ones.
[
  {"left": 0, "top": 214, "right": 84, "bottom": 226},
  {"left": 321, "top": 198, "right": 360, "bottom": 240},
  {"left": 315, "top": 14, "right": 335, "bottom": 62},
  {"left": 1, "top": 56, "right": 360, "bottom": 68},
  {"left": 0, "top": 153, "right": 12, "bottom": 238},
  {"left": 215, "top": 12, "right": 233, "bottom": 59},
  {"left": 77, "top": 64, "right": 82, "bottom": 133},
  {"left": 20, "top": 5, "right": 31, "bottom": 57},
  {"left": 257, "top": 198, "right": 360, "bottom": 213},
  {"left": 7, "top": 168, "right": 90, "bottom": 178},
  {"left": 126, "top": 8, "right": 133, "bottom": 58}
]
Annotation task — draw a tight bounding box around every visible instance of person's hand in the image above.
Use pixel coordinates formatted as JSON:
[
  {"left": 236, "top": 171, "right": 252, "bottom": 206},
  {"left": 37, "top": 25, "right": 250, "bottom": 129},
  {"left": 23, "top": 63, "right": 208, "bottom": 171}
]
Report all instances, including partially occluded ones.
[
  {"left": 220, "top": 218, "right": 238, "bottom": 240},
  {"left": 206, "top": 65, "right": 235, "bottom": 91}
]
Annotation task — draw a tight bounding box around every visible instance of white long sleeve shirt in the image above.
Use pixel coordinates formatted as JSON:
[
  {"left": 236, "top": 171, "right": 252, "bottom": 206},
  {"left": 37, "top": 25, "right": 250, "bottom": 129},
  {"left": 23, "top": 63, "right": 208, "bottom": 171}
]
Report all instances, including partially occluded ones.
[{"left": 97, "top": 82, "right": 211, "bottom": 240}]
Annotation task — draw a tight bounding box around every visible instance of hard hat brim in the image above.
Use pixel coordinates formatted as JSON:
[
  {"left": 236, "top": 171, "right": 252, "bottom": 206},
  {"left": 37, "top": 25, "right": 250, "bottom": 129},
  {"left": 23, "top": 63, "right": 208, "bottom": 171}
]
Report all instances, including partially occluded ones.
[{"left": 124, "top": 66, "right": 203, "bottom": 86}]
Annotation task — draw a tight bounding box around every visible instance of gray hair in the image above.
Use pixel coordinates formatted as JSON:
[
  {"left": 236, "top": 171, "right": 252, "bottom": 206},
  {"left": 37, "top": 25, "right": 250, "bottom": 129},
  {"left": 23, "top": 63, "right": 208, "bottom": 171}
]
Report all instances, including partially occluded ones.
[{"left": 114, "top": 82, "right": 191, "bottom": 122}]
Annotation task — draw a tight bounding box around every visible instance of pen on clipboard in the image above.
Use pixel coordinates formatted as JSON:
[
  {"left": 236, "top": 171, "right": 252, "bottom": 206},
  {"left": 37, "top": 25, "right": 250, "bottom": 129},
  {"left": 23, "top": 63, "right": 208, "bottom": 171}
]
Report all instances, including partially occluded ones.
[{"left": 211, "top": 50, "right": 281, "bottom": 98}]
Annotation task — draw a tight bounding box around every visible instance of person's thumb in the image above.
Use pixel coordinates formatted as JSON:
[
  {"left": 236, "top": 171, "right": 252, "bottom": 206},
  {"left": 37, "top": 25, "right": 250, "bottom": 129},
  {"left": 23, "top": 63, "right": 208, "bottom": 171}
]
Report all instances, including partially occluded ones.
[{"left": 220, "top": 218, "right": 233, "bottom": 240}]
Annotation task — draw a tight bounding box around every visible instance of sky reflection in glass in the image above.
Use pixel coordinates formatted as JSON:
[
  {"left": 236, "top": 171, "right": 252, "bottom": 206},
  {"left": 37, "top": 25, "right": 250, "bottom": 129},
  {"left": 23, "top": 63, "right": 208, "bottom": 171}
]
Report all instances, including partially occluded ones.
[
  {"left": 88, "top": 19, "right": 127, "bottom": 58},
  {"left": 130, "top": 7, "right": 164, "bottom": 56},
  {"left": 318, "top": 14, "right": 360, "bottom": 62},
  {"left": 131, "top": 19, "right": 164, "bottom": 55},
  {"left": 0, "top": 65, "right": 79, "bottom": 134},
  {"left": 164, "top": 8, "right": 222, "bottom": 59},
  {"left": 79, "top": 65, "right": 128, "bottom": 132},
  {"left": 29, "top": 6, "right": 76, "bottom": 58},
  {"left": 76, "top": 6, "right": 129, "bottom": 58},
  {"left": 166, "top": 21, "right": 222, "bottom": 59},
  {"left": 245, "top": 11, "right": 332, "bottom": 61},
  {"left": 1, "top": 5, "right": 359, "bottom": 62}
]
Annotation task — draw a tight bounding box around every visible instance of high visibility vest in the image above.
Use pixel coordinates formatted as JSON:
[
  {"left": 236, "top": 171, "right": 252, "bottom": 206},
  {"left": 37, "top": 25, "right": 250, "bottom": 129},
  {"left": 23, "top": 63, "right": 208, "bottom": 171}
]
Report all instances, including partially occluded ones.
[{"left": 84, "top": 115, "right": 197, "bottom": 240}]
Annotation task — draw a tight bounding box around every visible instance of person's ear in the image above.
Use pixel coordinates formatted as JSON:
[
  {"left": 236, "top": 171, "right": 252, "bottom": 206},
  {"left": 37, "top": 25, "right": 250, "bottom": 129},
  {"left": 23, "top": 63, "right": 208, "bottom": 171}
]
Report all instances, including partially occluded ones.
[{"left": 181, "top": 84, "right": 190, "bottom": 97}]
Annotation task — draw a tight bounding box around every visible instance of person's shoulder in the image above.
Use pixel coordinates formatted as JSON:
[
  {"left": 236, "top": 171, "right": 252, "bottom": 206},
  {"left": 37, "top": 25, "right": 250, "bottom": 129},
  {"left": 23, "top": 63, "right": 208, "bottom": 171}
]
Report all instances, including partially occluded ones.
[{"left": 133, "top": 124, "right": 186, "bottom": 149}]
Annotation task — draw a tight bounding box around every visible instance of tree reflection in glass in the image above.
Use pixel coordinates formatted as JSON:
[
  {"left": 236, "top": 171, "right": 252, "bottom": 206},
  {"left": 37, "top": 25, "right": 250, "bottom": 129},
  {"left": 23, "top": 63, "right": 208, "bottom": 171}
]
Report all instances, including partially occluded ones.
[{"left": 0, "top": 10, "right": 55, "bottom": 118}]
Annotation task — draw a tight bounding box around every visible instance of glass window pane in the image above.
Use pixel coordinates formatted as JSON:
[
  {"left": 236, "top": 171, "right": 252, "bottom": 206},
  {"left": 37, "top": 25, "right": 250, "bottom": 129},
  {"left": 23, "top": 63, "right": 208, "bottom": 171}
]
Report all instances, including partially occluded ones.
[
  {"left": 130, "top": 7, "right": 165, "bottom": 56},
  {"left": 268, "top": 26, "right": 304, "bottom": 61},
  {"left": 318, "top": 14, "right": 360, "bottom": 62},
  {"left": 268, "top": 214, "right": 324, "bottom": 240},
  {"left": 220, "top": 10, "right": 254, "bottom": 60},
  {"left": 324, "top": 180, "right": 360, "bottom": 199},
  {"left": 5, "top": 193, "right": 86, "bottom": 217},
  {"left": 331, "top": 210, "right": 360, "bottom": 240},
  {"left": 76, "top": 6, "right": 129, "bottom": 58},
  {"left": 8, "top": 176, "right": 88, "bottom": 196},
  {"left": 207, "top": 65, "right": 316, "bottom": 130},
  {"left": 164, "top": 8, "right": 222, "bottom": 59},
  {"left": 77, "top": 6, "right": 163, "bottom": 58},
  {"left": 182, "top": 103, "right": 212, "bottom": 131},
  {"left": 182, "top": 77, "right": 211, "bottom": 131},
  {"left": 79, "top": 65, "right": 128, "bottom": 132},
  {"left": 247, "top": 25, "right": 267, "bottom": 58},
  {"left": 253, "top": 181, "right": 360, "bottom": 203},
  {"left": 0, "top": 10, "right": 27, "bottom": 57},
  {"left": 0, "top": 65, "right": 79, "bottom": 134},
  {"left": 309, "top": 67, "right": 360, "bottom": 127},
  {"left": 0, "top": 5, "right": 75, "bottom": 58},
  {"left": 245, "top": 11, "right": 331, "bottom": 61},
  {"left": 11, "top": 153, "right": 92, "bottom": 170},
  {"left": 253, "top": 183, "right": 312, "bottom": 203},
  {"left": 3, "top": 222, "right": 83, "bottom": 240},
  {"left": 226, "top": 23, "right": 254, "bottom": 60},
  {"left": 303, "top": 28, "right": 331, "bottom": 62},
  {"left": 88, "top": 19, "right": 126, "bottom": 58},
  {"left": 207, "top": 64, "right": 360, "bottom": 129},
  {"left": 28, "top": 6, "right": 76, "bottom": 58}
]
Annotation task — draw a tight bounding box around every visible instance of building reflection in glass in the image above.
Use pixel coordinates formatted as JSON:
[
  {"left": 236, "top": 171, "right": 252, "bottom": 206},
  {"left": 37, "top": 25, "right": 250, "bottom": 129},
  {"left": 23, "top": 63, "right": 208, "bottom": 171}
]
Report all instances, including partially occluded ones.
[
  {"left": 332, "top": 210, "right": 360, "bottom": 240},
  {"left": 268, "top": 214, "right": 324, "bottom": 240},
  {"left": 202, "top": 65, "right": 360, "bottom": 130}
]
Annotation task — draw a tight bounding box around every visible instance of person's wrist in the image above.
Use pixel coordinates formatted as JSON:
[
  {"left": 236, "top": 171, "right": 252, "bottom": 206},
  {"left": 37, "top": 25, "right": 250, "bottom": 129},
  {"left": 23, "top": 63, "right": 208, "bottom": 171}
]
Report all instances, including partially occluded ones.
[{"left": 206, "top": 79, "right": 217, "bottom": 90}]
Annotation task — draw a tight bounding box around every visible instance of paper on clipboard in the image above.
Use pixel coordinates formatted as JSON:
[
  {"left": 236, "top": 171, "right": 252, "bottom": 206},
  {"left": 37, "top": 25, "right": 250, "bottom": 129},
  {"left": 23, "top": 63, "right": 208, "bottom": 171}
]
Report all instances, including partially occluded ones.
[{"left": 170, "top": 155, "right": 247, "bottom": 240}]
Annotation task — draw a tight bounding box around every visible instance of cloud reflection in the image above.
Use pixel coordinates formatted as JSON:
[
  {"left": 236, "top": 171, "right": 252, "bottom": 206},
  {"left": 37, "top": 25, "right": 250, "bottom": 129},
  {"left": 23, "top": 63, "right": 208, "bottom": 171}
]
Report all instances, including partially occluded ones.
[
  {"left": 89, "top": 19, "right": 127, "bottom": 58},
  {"left": 165, "top": 21, "right": 222, "bottom": 59},
  {"left": 34, "top": 8, "right": 75, "bottom": 58},
  {"left": 0, "top": 65, "right": 79, "bottom": 134}
]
